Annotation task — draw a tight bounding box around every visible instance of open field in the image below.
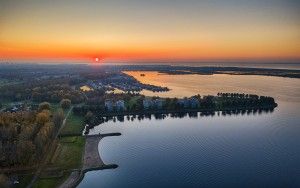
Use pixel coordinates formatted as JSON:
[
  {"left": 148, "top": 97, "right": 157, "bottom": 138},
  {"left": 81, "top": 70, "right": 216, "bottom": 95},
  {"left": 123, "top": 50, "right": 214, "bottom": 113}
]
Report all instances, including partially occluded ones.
[
  {"left": 31, "top": 136, "right": 85, "bottom": 188},
  {"left": 32, "top": 173, "right": 69, "bottom": 188},
  {"left": 60, "top": 112, "right": 85, "bottom": 136},
  {"left": 50, "top": 136, "right": 85, "bottom": 170}
]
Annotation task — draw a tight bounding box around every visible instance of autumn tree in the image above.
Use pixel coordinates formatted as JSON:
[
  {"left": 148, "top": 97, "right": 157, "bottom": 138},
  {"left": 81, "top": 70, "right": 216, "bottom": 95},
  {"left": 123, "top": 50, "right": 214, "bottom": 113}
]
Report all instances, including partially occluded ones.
[
  {"left": 38, "top": 102, "right": 51, "bottom": 112},
  {"left": 53, "top": 108, "right": 64, "bottom": 131},
  {"left": 35, "top": 110, "right": 50, "bottom": 126}
]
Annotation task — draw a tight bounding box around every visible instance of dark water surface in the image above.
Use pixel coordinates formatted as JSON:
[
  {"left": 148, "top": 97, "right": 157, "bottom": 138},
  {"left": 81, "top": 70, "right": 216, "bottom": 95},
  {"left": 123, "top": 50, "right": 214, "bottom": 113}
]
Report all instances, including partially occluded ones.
[{"left": 78, "top": 74, "right": 300, "bottom": 188}]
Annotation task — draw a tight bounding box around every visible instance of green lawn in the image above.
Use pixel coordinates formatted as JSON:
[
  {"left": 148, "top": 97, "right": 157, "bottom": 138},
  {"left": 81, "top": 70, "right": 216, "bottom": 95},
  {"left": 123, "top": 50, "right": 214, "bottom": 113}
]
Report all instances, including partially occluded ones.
[
  {"left": 50, "top": 136, "right": 85, "bottom": 170},
  {"left": 32, "top": 136, "right": 85, "bottom": 188},
  {"left": 60, "top": 112, "right": 85, "bottom": 136},
  {"left": 32, "top": 173, "right": 69, "bottom": 188}
]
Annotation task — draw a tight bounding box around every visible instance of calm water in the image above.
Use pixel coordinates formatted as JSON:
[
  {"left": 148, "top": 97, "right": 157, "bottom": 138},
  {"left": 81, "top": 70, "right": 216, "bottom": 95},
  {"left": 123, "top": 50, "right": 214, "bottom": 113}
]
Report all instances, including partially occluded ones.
[
  {"left": 78, "top": 73, "right": 300, "bottom": 188},
  {"left": 102, "top": 62, "right": 300, "bottom": 70}
]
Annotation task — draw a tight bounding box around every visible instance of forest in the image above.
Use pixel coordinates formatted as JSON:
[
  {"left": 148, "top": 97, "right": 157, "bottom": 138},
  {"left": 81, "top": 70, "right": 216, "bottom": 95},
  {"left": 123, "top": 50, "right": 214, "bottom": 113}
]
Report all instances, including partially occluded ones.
[{"left": 0, "top": 102, "right": 64, "bottom": 167}]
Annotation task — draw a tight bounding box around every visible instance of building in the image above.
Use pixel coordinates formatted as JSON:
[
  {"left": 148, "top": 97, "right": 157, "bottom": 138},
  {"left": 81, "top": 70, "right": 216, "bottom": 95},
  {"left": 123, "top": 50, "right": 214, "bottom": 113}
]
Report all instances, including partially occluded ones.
[
  {"left": 116, "top": 100, "right": 126, "bottom": 111},
  {"left": 143, "top": 98, "right": 164, "bottom": 110},
  {"left": 177, "top": 97, "right": 200, "bottom": 109},
  {"left": 143, "top": 99, "right": 153, "bottom": 110},
  {"left": 153, "top": 99, "right": 163, "bottom": 109},
  {"left": 105, "top": 100, "right": 114, "bottom": 112}
]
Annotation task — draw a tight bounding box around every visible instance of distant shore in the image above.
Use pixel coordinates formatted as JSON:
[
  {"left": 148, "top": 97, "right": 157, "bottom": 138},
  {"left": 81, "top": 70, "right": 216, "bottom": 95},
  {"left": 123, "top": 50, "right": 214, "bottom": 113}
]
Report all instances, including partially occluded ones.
[{"left": 122, "top": 66, "right": 300, "bottom": 79}]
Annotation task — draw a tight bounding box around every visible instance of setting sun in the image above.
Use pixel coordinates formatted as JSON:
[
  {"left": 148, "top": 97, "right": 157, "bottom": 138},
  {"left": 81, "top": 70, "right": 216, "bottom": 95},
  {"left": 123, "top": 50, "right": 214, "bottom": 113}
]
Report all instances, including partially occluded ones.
[{"left": 0, "top": 1, "right": 299, "bottom": 188}]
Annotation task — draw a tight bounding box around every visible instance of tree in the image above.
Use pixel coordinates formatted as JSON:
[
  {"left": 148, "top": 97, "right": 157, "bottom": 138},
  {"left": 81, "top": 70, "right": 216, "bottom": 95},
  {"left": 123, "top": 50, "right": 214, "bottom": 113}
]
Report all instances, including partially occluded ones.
[
  {"left": 53, "top": 109, "right": 64, "bottom": 130},
  {"left": 0, "top": 174, "right": 9, "bottom": 188},
  {"left": 60, "top": 99, "right": 71, "bottom": 109},
  {"left": 35, "top": 110, "right": 50, "bottom": 126},
  {"left": 38, "top": 102, "right": 51, "bottom": 112}
]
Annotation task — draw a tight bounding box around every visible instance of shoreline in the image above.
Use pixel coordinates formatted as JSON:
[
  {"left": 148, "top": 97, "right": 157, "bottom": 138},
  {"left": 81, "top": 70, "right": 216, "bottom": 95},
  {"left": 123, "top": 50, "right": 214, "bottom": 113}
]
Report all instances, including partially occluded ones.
[
  {"left": 59, "top": 133, "right": 121, "bottom": 188},
  {"left": 91, "top": 104, "right": 278, "bottom": 117}
]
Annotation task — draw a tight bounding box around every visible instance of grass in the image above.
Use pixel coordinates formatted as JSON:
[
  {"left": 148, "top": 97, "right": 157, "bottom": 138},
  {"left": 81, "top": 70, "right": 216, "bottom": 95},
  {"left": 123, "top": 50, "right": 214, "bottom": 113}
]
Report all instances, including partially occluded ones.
[
  {"left": 60, "top": 111, "right": 85, "bottom": 135},
  {"left": 49, "top": 136, "right": 85, "bottom": 170},
  {"left": 60, "top": 136, "right": 77, "bottom": 143},
  {"left": 34, "top": 136, "right": 85, "bottom": 187},
  {"left": 32, "top": 173, "right": 69, "bottom": 188}
]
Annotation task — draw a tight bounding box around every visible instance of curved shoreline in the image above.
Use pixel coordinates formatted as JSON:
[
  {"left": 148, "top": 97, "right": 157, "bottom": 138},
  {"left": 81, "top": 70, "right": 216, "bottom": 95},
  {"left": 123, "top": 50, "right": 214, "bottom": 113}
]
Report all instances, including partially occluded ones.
[{"left": 59, "top": 133, "right": 121, "bottom": 188}]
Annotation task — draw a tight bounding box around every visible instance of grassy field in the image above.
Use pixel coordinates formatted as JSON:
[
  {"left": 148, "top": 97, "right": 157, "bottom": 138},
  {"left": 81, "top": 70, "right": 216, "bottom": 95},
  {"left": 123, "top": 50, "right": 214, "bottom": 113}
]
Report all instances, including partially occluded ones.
[
  {"left": 32, "top": 173, "right": 69, "bottom": 188},
  {"left": 50, "top": 136, "right": 85, "bottom": 170},
  {"left": 32, "top": 136, "right": 85, "bottom": 188},
  {"left": 60, "top": 112, "right": 85, "bottom": 136}
]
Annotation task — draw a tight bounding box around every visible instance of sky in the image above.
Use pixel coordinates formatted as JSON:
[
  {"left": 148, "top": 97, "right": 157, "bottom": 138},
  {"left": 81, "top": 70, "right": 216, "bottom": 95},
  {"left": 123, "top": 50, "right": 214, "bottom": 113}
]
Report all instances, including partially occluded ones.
[{"left": 0, "top": 0, "right": 300, "bottom": 62}]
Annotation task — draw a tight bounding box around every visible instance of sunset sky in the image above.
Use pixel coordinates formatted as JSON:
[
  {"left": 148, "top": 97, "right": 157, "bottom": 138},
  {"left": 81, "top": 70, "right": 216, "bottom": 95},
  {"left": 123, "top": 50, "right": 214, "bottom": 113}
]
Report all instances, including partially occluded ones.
[{"left": 0, "top": 0, "right": 299, "bottom": 62}]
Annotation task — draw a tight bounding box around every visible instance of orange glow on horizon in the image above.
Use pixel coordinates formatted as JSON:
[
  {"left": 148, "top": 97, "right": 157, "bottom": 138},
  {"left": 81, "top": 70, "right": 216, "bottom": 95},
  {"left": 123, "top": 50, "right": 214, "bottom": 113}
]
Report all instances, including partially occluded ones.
[
  {"left": 1, "top": 1, "right": 299, "bottom": 62},
  {"left": 1, "top": 37, "right": 300, "bottom": 61}
]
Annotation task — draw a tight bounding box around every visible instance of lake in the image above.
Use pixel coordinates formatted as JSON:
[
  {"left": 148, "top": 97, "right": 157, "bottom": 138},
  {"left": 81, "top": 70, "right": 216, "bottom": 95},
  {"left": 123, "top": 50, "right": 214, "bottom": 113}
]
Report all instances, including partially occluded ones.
[{"left": 78, "top": 72, "right": 300, "bottom": 188}]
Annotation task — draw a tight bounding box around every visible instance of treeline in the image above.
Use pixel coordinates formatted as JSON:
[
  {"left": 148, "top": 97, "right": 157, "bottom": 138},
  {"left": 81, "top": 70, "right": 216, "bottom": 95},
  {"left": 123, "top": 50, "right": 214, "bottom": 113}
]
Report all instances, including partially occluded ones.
[
  {"left": 73, "top": 93, "right": 277, "bottom": 116},
  {"left": 0, "top": 78, "right": 85, "bottom": 103},
  {"left": 0, "top": 102, "right": 64, "bottom": 167},
  {"left": 216, "top": 93, "right": 276, "bottom": 108}
]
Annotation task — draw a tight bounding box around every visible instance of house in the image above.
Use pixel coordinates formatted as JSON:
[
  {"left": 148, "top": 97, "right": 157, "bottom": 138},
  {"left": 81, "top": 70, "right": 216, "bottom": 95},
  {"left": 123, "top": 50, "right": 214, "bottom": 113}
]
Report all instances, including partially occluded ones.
[
  {"left": 153, "top": 99, "right": 163, "bottom": 109},
  {"left": 143, "top": 99, "right": 153, "bottom": 110},
  {"left": 105, "top": 100, "right": 114, "bottom": 112},
  {"left": 143, "top": 98, "right": 164, "bottom": 110},
  {"left": 116, "top": 100, "right": 126, "bottom": 111}
]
